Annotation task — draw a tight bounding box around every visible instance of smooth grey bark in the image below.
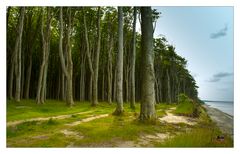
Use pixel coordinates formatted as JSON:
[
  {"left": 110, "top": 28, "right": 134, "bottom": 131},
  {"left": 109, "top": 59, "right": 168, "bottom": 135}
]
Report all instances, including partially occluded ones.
[
  {"left": 14, "top": 7, "right": 25, "bottom": 102},
  {"left": 80, "top": 52, "right": 86, "bottom": 101},
  {"left": 130, "top": 7, "right": 137, "bottom": 109},
  {"left": 25, "top": 56, "right": 32, "bottom": 99},
  {"left": 139, "top": 7, "right": 156, "bottom": 122},
  {"left": 107, "top": 30, "right": 113, "bottom": 104},
  {"left": 83, "top": 8, "right": 94, "bottom": 103},
  {"left": 113, "top": 7, "right": 124, "bottom": 115},
  {"left": 92, "top": 7, "right": 101, "bottom": 106},
  {"left": 61, "top": 73, "right": 65, "bottom": 100},
  {"left": 113, "top": 68, "right": 117, "bottom": 101},
  {"left": 24, "top": 11, "right": 41, "bottom": 99},
  {"left": 102, "top": 69, "right": 105, "bottom": 100},
  {"left": 59, "top": 7, "right": 74, "bottom": 106},
  {"left": 36, "top": 8, "right": 52, "bottom": 104},
  {"left": 83, "top": 7, "right": 101, "bottom": 106}
]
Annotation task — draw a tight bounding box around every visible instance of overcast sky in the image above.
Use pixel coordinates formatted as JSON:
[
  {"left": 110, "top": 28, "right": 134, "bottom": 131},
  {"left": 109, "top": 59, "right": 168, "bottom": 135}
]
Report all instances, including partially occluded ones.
[{"left": 151, "top": 6, "right": 233, "bottom": 101}]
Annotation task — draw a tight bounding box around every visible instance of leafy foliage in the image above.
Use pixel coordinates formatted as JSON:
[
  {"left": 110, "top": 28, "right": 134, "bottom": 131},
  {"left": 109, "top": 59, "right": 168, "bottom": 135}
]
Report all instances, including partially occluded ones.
[{"left": 175, "top": 93, "right": 200, "bottom": 117}]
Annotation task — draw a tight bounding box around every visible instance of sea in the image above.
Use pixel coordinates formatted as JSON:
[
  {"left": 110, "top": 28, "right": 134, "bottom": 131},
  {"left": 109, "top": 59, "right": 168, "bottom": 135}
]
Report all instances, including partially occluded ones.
[{"left": 204, "top": 101, "right": 234, "bottom": 116}]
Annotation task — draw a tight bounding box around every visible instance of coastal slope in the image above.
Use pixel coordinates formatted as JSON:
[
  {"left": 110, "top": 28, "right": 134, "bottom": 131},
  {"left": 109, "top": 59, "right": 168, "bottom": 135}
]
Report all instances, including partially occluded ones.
[{"left": 203, "top": 105, "right": 233, "bottom": 138}]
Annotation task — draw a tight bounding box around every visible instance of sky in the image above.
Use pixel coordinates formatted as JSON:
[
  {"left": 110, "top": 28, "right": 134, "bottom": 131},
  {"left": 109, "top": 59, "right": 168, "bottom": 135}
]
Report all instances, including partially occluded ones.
[{"left": 151, "top": 7, "right": 233, "bottom": 101}]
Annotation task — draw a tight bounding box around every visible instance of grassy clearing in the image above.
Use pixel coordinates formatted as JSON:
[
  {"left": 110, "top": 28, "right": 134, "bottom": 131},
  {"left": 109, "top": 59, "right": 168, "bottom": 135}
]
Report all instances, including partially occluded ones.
[
  {"left": 7, "top": 99, "right": 233, "bottom": 147},
  {"left": 155, "top": 127, "right": 233, "bottom": 147},
  {"left": 7, "top": 99, "right": 113, "bottom": 121},
  {"left": 155, "top": 107, "right": 233, "bottom": 147}
]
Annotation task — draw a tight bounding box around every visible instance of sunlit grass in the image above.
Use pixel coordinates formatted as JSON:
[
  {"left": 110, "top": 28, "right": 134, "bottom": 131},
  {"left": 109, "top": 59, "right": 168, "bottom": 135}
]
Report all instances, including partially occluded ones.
[{"left": 7, "top": 99, "right": 233, "bottom": 147}]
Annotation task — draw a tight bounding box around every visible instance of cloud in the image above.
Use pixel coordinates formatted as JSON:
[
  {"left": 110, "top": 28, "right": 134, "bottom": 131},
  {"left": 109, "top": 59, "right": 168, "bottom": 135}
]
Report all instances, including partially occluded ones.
[
  {"left": 207, "top": 72, "right": 233, "bottom": 82},
  {"left": 210, "top": 25, "right": 228, "bottom": 39}
]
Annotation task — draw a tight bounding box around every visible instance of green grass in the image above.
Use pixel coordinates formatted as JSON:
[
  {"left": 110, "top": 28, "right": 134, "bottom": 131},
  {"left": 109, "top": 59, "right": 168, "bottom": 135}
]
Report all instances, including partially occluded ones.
[
  {"left": 71, "top": 114, "right": 188, "bottom": 147},
  {"left": 156, "top": 103, "right": 176, "bottom": 117},
  {"left": 174, "top": 102, "right": 194, "bottom": 115},
  {"left": 155, "top": 127, "right": 233, "bottom": 147},
  {"left": 7, "top": 99, "right": 233, "bottom": 147},
  {"left": 155, "top": 106, "right": 233, "bottom": 147},
  {"left": 7, "top": 99, "right": 112, "bottom": 121}
]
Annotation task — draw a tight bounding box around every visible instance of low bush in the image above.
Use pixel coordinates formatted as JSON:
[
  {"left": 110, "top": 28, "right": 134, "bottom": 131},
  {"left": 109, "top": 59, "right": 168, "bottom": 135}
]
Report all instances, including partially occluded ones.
[{"left": 175, "top": 93, "right": 200, "bottom": 117}]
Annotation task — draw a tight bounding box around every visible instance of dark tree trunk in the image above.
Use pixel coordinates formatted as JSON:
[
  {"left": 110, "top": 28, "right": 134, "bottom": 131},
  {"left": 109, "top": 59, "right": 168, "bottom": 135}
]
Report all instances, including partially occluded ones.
[
  {"left": 130, "top": 7, "right": 137, "bottom": 109},
  {"left": 92, "top": 7, "right": 101, "bottom": 106}
]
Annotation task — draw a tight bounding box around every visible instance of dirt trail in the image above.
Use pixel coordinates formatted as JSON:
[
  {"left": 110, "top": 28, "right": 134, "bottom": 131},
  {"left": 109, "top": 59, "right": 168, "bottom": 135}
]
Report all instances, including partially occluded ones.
[
  {"left": 7, "top": 110, "right": 93, "bottom": 127},
  {"left": 65, "top": 114, "right": 109, "bottom": 126},
  {"left": 158, "top": 107, "right": 197, "bottom": 125}
]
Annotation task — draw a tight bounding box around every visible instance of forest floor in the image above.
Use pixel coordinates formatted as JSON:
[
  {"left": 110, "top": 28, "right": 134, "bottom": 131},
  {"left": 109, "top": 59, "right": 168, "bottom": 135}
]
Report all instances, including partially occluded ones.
[{"left": 7, "top": 100, "right": 233, "bottom": 147}]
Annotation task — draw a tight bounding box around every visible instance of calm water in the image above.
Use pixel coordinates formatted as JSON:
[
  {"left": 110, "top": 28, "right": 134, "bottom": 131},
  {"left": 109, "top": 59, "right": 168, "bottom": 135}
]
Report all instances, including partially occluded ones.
[{"left": 204, "top": 101, "right": 233, "bottom": 116}]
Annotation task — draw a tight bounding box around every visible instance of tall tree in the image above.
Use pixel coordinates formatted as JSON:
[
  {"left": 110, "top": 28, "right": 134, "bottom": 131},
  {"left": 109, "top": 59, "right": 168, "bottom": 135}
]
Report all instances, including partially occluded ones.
[
  {"left": 113, "top": 7, "right": 124, "bottom": 115},
  {"left": 59, "top": 7, "right": 74, "bottom": 106},
  {"left": 130, "top": 7, "right": 137, "bottom": 109},
  {"left": 13, "top": 7, "right": 25, "bottom": 102},
  {"left": 24, "top": 9, "right": 41, "bottom": 99},
  {"left": 36, "top": 7, "right": 52, "bottom": 104},
  {"left": 92, "top": 7, "right": 101, "bottom": 106},
  {"left": 139, "top": 7, "right": 156, "bottom": 122},
  {"left": 107, "top": 23, "right": 113, "bottom": 104}
]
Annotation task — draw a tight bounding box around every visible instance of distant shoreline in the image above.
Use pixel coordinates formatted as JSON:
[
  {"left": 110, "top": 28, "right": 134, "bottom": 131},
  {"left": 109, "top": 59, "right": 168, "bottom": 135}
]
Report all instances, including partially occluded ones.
[
  {"left": 202, "top": 100, "right": 233, "bottom": 103},
  {"left": 204, "top": 104, "right": 233, "bottom": 118},
  {"left": 203, "top": 100, "right": 233, "bottom": 116},
  {"left": 203, "top": 104, "right": 233, "bottom": 138}
]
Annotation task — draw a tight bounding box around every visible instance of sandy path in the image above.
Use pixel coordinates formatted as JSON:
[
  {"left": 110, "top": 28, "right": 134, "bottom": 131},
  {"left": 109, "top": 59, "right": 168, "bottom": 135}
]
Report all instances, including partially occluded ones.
[
  {"left": 7, "top": 110, "right": 93, "bottom": 127},
  {"left": 65, "top": 114, "right": 109, "bottom": 126},
  {"left": 159, "top": 107, "right": 197, "bottom": 125},
  {"left": 203, "top": 105, "right": 233, "bottom": 138}
]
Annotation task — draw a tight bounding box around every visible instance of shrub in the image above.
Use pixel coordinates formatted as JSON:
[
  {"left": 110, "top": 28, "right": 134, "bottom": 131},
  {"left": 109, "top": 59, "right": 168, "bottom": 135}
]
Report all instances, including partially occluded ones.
[{"left": 175, "top": 93, "right": 200, "bottom": 117}]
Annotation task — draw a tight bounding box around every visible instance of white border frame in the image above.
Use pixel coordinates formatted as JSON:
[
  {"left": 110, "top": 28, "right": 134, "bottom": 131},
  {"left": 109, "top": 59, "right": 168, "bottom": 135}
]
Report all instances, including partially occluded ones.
[{"left": 1, "top": 1, "right": 239, "bottom": 154}]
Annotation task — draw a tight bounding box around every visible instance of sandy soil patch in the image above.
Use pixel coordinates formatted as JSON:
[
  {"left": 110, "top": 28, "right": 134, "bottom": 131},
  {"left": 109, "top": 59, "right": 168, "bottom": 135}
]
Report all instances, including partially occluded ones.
[
  {"left": 159, "top": 107, "right": 197, "bottom": 125},
  {"left": 66, "top": 114, "right": 109, "bottom": 126}
]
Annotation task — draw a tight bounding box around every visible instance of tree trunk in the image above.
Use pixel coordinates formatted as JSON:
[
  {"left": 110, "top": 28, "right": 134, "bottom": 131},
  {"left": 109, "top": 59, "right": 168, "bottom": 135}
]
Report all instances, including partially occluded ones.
[
  {"left": 139, "top": 7, "right": 156, "bottom": 122},
  {"left": 36, "top": 8, "right": 52, "bottom": 104},
  {"left": 25, "top": 57, "right": 32, "bottom": 99},
  {"left": 21, "top": 49, "right": 25, "bottom": 99},
  {"left": 24, "top": 12, "right": 41, "bottom": 99},
  {"left": 59, "top": 7, "right": 74, "bottom": 106},
  {"left": 14, "top": 7, "right": 25, "bottom": 102},
  {"left": 155, "top": 78, "right": 159, "bottom": 103},
  {"left": 166, "top": 68, "right": 172, "bottom": 103},
  {"left": 80, "top": 53, "right": 86, "bottom": 101},
  {"left": 83, "top": 8, "right": 94, "bottom": 103},
  {"left": 113, "top": 7, "right": 124, "bottom": 115},
  {"left": 113, "top": 68, "right": 117, "bottom": 102},
  {"left": 102, "top": 69, "right": 105, "bottom": 101},
  {"left": 9, "top": 63, "right": 14, "bottom": 100},
  {"left": 61, "top": 73, "right": 65, "bottom": 100},
  {"left": 89, "top": 74, "right": 92, "bottom": 101},
  {"left": 107, "top": 30, "right": 113, "bottom": 104},
  {"left": 92, "top": 7, "right": 101, "bottom": 106},
  {"left": 130, "top": 7, "right": 137, "bottom": 109}
]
